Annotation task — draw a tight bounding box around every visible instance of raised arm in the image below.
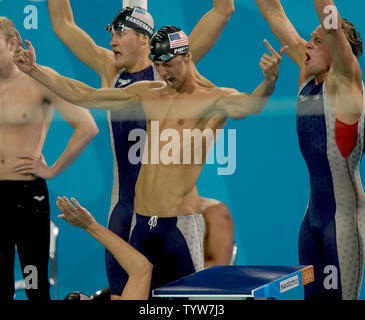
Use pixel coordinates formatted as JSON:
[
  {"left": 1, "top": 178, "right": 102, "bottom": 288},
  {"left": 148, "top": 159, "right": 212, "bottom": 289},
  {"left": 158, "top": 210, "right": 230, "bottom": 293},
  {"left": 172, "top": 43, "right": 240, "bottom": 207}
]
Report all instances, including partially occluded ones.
[
  {"left": 56, "top": 197, "right": 152, "bottom": 300},
  {"left": 255, "top": 0, "right": 307, "bottom": 68},
  {"left": 48, "top": 0, "right": 114, "bottom": 77},
  {"left": 189, "top": 0, "right": 235, "bottom": 64},
  {"left": 313, "top": 0, "right": 362, "bottom": 81},
  {"left": 28, "top": 64, "right": 142, "bottom": 112},
  {"left": 217, "top": 40, "right": 287, "bottom": 119},
  {"left": 13, "top": 38, "right": 161, "bottom": 112}
]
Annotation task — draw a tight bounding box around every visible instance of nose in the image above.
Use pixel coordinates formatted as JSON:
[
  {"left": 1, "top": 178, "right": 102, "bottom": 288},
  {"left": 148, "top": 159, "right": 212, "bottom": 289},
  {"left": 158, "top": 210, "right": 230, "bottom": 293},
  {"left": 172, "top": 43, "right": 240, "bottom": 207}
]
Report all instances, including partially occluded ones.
[
  {"left": 110, "top": 36, "right": 117, "bottom": 48},
  {"left": 157, "top": 66, "right": 168, "bottom": 79},
  {"left": 306, "top": 40, "right": 314, "bottom": 49}
]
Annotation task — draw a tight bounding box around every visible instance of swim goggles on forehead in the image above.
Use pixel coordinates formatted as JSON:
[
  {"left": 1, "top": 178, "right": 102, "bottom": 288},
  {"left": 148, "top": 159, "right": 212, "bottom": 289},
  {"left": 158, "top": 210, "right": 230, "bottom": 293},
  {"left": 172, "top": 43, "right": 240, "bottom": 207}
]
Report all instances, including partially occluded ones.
[
  {"left": 106, "top": 23, "right": 131, "bottom": 32},
  {"left": 148, "top": 52, "right": 176, "bottom": 62}
]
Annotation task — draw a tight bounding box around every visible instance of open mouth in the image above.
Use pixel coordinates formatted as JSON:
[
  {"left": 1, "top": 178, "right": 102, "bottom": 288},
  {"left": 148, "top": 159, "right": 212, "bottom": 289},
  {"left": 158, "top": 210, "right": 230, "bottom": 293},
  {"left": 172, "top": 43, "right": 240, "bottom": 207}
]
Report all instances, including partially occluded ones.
[
  {"left": 304, "top": 52, "right": 311, "bottom": 65},
  {"left": 165, "top": 77, "right": 176, "bottom": 87},
  {"left": 113, "top": 50, "right": 121, "bottom": 58}
]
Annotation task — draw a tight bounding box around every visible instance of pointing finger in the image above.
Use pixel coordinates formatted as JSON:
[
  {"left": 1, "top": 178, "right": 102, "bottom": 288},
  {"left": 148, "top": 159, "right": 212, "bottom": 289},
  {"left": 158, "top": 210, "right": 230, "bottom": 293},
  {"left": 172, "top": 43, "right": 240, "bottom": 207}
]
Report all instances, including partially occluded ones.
[{"left": 263, "top": 39, "right": 279, "bottom": 57}]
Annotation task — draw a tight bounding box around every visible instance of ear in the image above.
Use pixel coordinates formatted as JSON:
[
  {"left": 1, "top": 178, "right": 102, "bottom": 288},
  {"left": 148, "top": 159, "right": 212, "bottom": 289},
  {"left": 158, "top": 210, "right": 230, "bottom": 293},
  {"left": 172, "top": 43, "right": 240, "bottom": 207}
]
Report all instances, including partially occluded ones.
[
  {"left": 139, "top": 34, "right": 150, "bottom": 48},
  {"left": 9, "top": 36, "right": 18, "bottom": 53},
  {"left": 183, "top": 52, "right": 192, "bottom": 62}
]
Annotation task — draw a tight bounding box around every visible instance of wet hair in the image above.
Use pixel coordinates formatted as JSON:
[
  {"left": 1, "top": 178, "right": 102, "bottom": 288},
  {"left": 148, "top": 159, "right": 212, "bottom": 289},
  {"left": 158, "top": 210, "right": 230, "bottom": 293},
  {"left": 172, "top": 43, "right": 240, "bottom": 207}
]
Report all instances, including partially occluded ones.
[
  {"left": 341, "top": 18, "right": 363, "bottom": 58},
  {"left": 0, "top": 17, "right": 16, "bottom": 43}
]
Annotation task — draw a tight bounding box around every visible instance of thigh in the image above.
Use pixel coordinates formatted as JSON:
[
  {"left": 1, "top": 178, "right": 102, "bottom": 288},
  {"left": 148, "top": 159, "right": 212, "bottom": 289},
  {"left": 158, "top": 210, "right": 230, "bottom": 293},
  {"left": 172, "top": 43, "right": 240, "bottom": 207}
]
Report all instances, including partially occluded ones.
[
  {"left": 0, "top": 238, "right": 15, "bottom": 300},
  {"left": 0, "top": 181, "right": 21, "bottom": 299},
  {"left": 15, "top": 180, "right": 50, "bottom": 300},
  {"left": 299, "top": 213, "right": 328, "bottom": 300},
  {"left": 156, "top": 215, "right": 205, "bottom": 289},
  {"left": 105, "top": 202, "right": 134, "bottom": 296}
]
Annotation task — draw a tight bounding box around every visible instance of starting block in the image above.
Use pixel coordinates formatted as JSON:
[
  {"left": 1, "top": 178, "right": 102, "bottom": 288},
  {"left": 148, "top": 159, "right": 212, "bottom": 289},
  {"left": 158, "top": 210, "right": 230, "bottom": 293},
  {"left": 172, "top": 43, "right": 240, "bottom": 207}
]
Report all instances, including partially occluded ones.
[{"left": 152, "top": 265, "right": 314, "bottom": 300}]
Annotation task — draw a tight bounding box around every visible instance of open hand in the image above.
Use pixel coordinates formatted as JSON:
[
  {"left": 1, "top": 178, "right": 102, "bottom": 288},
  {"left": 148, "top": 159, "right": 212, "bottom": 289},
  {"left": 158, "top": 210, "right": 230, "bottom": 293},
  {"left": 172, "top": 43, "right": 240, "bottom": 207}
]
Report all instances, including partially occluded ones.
[
  {"left": 13, "top": 30, "right": 36, "bottom": 74},
  {"left": 56, "top": 196, "right": 96, "bottom": 230}
]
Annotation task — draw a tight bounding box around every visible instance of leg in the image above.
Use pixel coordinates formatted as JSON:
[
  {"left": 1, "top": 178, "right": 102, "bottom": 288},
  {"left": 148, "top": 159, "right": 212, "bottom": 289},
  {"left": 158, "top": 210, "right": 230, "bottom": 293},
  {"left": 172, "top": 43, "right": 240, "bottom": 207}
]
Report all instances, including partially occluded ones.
[
  {"left": 0, "top": 237, "right": 15, "bottom": 300},
  {"left": 0, "top": 181, "right": 17, "bottom": 300},
  {"left": 105, "top": 201, "right": 133, "bottom": 297},
  {"left": 156, "top": 214, "right": 205, "bottom": 289},
  {"left": 299, "top": 214, "right": 342, "bottom": 300},
  {"left": 15, "top": 179, "right": 50, "bottom": 300},
  {"left": 321, "top": 219, "right": 343, "bottom": 300},
  {"left": 299, "top": 213, "right": 328, "bottom": 300}
]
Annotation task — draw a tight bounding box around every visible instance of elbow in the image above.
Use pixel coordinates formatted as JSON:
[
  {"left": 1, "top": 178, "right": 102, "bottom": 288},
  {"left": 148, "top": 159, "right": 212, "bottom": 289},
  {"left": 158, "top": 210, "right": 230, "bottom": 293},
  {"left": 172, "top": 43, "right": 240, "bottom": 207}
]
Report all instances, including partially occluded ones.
[
  {"left": 252, "top": 106, "right": 264, "bottom": 116},
  {"left": 135, "top": 258, "right": 153, "bottom": 280},
  {"left": 50, "top": 14, "right": 74, "bottom": 34},
  {"left": 217, "top": 4, "right": 235, "bottom": 20},
  {"left": 89, "top": 121, "right": 99, "bottom": 139},
  {"left": 50, "top": 17, "right": 65, "bottom": 36},
  {"left": 143, "top": 259, "right": 153, "bottom": 278},
  {"left": 84, "top": 121, "right": 99, "bottom": 142},
  {"left": 224, "top": 5, "right": 235, "bottom": 19},
  {"left": 73, "top": 118, "right": 99, "bottom": 143},
  {"left": 245, "top": 104, "right": 264, "bottom": 117}
]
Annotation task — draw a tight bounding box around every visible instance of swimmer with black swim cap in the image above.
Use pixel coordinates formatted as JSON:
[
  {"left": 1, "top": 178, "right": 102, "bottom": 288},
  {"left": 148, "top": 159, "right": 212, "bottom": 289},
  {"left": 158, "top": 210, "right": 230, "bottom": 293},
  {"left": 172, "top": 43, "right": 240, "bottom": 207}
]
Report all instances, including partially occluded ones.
[
  {"left": 149, "top": 26, "right": 190, "bottom": 62},
  {"left": 46, "top": 0, "right": 237, "bottom": 300},
  {"left": 149, "top": 26, "right": 192, "bottom": 89}
]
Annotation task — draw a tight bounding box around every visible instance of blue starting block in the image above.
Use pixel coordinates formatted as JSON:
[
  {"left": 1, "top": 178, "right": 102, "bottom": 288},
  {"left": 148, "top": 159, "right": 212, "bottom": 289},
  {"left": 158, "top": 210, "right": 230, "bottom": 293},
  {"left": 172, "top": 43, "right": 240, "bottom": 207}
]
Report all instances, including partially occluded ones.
[{"left": 152, "top": 265, "right": 314, "bottom": 299}]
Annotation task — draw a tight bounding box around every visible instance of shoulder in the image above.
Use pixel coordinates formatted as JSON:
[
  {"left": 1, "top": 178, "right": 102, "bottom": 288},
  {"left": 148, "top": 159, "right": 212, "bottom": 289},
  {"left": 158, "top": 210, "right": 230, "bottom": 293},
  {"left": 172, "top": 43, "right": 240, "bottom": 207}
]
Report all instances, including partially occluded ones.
[
  {"left": 199, "top": 86, "right": 238, "bottom": 102},
  {"left": 128, "top": 80, "right": 166, "bottom": 93}
]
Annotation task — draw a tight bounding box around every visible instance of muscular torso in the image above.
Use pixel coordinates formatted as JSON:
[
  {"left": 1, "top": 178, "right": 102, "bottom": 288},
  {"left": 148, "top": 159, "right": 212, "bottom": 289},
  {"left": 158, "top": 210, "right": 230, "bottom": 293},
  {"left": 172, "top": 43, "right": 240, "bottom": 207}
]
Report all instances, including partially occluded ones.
[
  {"left": 134, "top": 86, "right": 228, "bottom": 217},
  {"left": 0, "top": 74, "right": 53, "bottom": 180}
]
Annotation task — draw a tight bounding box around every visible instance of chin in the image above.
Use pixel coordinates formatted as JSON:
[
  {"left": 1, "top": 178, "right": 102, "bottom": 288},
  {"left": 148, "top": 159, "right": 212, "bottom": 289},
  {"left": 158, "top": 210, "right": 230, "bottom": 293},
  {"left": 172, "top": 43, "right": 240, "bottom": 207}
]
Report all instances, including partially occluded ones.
[{"left": 114, "top": 57, "right": 125, "bottom": 69}]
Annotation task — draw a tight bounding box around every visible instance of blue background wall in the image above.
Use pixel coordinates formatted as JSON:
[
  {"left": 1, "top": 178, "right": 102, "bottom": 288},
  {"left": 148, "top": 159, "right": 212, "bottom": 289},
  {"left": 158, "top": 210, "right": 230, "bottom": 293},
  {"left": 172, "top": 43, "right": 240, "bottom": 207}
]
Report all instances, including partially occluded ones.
[{"left": 1, "top": 0, "right": 364, "bottom": 300}]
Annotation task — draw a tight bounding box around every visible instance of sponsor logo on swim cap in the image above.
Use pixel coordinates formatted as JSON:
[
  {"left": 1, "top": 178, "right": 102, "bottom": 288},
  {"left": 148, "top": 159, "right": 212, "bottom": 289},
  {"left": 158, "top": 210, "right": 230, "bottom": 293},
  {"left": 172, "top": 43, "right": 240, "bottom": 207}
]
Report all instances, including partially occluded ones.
[
  {"left": 168, "top": 31, "right": 189, "bottom": 49},
  {"left": 173, "top": 46, "right": 189, "bottom": 54},
  {"left": 126, "top": 15, "right": 154, "bottom": 36},
  {"left": 279, "top": 275, "right": 299, "bottom": 293},
  {"left": 127, "top": 7, "right": 154, "bottom": 37}
]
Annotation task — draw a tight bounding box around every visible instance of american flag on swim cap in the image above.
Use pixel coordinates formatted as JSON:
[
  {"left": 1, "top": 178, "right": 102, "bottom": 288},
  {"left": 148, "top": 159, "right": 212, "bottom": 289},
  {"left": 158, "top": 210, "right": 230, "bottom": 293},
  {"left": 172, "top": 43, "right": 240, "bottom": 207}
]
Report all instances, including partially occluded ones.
[
  {"left": 131, "top": 7, "right": 154, "bottom": 29},
  {"left": 168, "top": 31, "right": 189, "bottom": 48}
]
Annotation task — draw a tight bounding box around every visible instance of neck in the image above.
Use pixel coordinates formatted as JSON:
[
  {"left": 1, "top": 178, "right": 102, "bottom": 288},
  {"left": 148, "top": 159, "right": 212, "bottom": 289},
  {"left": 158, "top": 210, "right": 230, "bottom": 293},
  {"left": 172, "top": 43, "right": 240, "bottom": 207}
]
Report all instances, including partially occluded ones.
[
  {"left": 0, "top": 62, "right": 20, "bottom": 82},
  {"left": 315, "top": 72, "right": 328, "bottom": 85},
  {"left": 124, "top": 55, "right": 152, "bottom": 74},
  {"left": 177, "top": 64, "right": 199, "bottom": 93}
]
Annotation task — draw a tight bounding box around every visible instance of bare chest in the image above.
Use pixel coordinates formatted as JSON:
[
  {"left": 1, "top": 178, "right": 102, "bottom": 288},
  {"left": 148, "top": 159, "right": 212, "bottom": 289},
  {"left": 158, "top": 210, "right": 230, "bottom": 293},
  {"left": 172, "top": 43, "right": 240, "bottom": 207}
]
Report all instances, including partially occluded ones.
[
  {"left": 144, "top": 91, "right": 224, "bottom": 131},
  {"left": 0, "top": 85, "right": 49, "bottom": 125}
]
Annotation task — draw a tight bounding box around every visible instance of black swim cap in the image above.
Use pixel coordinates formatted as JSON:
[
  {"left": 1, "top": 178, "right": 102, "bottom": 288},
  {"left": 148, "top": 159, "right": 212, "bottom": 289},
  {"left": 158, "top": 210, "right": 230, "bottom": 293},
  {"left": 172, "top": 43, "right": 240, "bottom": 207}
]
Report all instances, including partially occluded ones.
[
  {"left": 64, "top": 291, "right": 91, "bottom": 300},
  {"left": 149, "top": 26, "right": 190, "bottom": 62},
  {"left": 106, "top": 7, "right": 154, "bottom": 39}
]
